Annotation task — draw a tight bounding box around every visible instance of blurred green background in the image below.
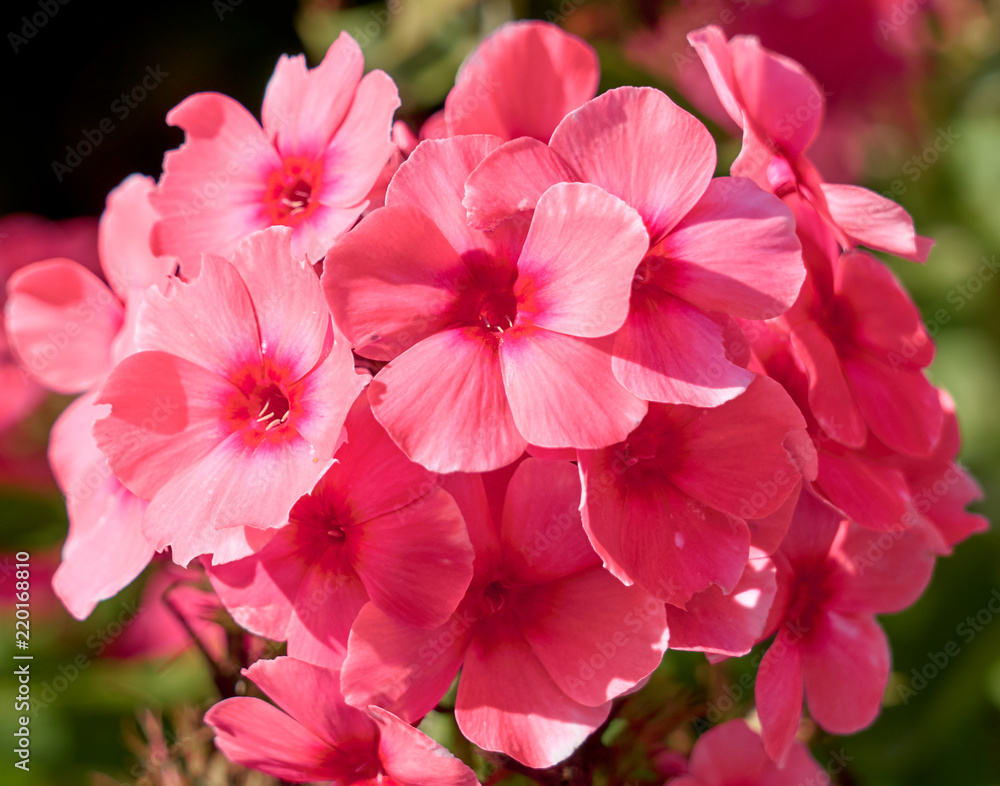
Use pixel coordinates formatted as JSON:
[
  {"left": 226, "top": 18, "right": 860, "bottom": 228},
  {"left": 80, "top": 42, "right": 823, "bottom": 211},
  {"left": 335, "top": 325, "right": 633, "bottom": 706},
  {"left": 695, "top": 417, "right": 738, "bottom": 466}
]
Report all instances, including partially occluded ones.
[{"left": 2, "top": 0, "right": 999, "bottom": 783}]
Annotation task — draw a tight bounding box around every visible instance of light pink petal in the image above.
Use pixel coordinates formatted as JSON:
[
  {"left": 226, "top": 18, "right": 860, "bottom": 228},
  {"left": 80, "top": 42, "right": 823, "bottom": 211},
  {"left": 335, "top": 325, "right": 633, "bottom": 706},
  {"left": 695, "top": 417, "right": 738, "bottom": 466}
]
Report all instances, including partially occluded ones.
[
  {"left": 755, "top": 629, "right": 804, "bottom": 765},
  {"left": 514, "top": 182, "right": 648, "bottom": 337},
  {"left": 94, "top": 351, "right": 233, "bottom": 500},
  {"left": 822, "top": 184, "right": 932, "bottom": 263},
  {"left": 446, "top": 20, "right": 599, "bottom": 143},
  {"left": 834, "top": 524, "right": 935, "bottom": 615},
  {"left": 386, "top": 136, "right": 504, "bottom": 258},
  {"left": 789, "top": 321, "right": 867, "bottom": 449},
  {"left": 322, "top": 205, "right": 466, "bottom": 361},
  {"left": 621, "top": 481, "right": 750, "bottom": 606},
  {"left": 242, "top": 656, "right": 374, "bottom": 747},
  {"left": 5, "top": 259, "right": 123, "bottom": 393},
  {"left": 686, "top": 26, "right": 744, "bottom": 129},
  {"left": 667, "top": 553, "right": 776, "bottom": 657},
  {"left": 318, "top": 69, "right": 400, "bottom": 207},
  {"left": 843, "top": 358, "right": 943, "bottom": 458},
  {"left": 342, "top": 603, "right": 472, "bottom": 723},
  {"left": 577, "top": 451, "right": 633, "bottom": 586},
  {"left": 49, "top": 394, "right": 154, "bottom": 620},
  {"left": 456, "top": 612, "right": 610, "bottom": 769},
  {"left": 463, "top": 137, "right": 576, "bottom": 230},
  {"left": 350, "top": 487, "right": 473, "bottom": 629},
  {"left": 152, "top": 93, "right": 278, "bottom": 263},
  {"left": 206, "top": 697, "right": 347, "bottom": 782},
  {"left": 371, "top": 706, "right": 480, "bottom": 786},
  {"left": 800, "top": 612, "right": 889, "bottom": 735},
  {"left": 549, "top": 86, "right": 715, "bottom": 241},
  {"left": 262, "top": 33, "right": 363, "bottom": 157},
  {"left": 516, "top": 568, "right": 668, "bottom": 707},
  {"left": 658, "top": 177, "right": 804, "bottom": 319},
  {"left": 133, "top": 257, "right": 261, "bottom": 378},
  {"left": 613, "top": 293, "right": 753, "bottom": 406},
  {"left": 668, "top": 376, "right": 806, "bottom": 518},
  {"left": 499, "top": 458, "right": 597, "bottom": 585},
  {"left": 99, "top": 174, "right": 176, "bottom": 298},
  {"left": 501, "top": 330, "right": 647, "bottom": 449},
  {"left": 369, "top": 328, "right": 525, "bottom": 473}
]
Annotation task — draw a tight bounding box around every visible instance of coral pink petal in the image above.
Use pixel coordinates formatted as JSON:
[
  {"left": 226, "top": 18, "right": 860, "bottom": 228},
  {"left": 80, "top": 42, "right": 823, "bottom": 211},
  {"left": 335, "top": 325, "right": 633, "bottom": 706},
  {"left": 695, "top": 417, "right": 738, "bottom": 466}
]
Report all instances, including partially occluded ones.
[
  {"left": 463, "top": 137, "right": 576, "bottom": 230},
  {"left": 263, "top": 33, "right": 363, "bottom": 157},
  {"left": 369, "top": 328, "right": 525, "bottom": 473},
  {"left": 659, "top": 177, "right": 804, "bottom": 319},
  {"left": 686, "top": 26, "right": 744, "bottom": 128},
  {"left": 789, "top": 322, "right": 867, "bottom": 449},
  {"left": 342, "top": 603, "right": 472, "bottom": 723},
  {"left": 371, "top": 706, "right": 480, "bottom": 786},
  {"left": 499, "top": 458, "right": 597, "bottom": 584},
  {"left": 842, "top": 358, "right": 943, "bottom": 458},
  {"left": 153, "top": 93, "right": 278, "bottom": 263},
  {"left": 99, "top": 174, "right": 176, "bottom": 298},
  {"left": 516, "top": 568, "right": 668, "bottom": 706},
  {"left": 49, "top": 394, "right": 153, "bottom": 620},
  {"left": 669, "top": 376, "right": 806, "bottom": 517},
  {"left": 386, "top": 136, "right": 504, "bottom": 258},
  {"left": 318, "top": 69, "right": 400, "bottom": 206},
  {"left": 550, "top": 86, "right": 715, "bottom": 241},
  {"left": 206, "top": 697, "right": 349, "bottom": 782},
  {"left": 822, "top": 184, "right": 932, "bottom": 263},
  {"left": 816, "top": 449, "right": 910, "bottom": 531},
  {"left": 622, "top": 481, "right": 750, "bottom": 605},
  {"left": 323, "top": 205, "right": 466, "bottom": 361},
  {"left": 577, "top": 452, "right": 633, "bottom": 586},
  {"left": 6, "top": 259, "right": 123, "bottom": 393},
  {"left": 350, "top": 487, "right": 473, "bottom": 629},
  {"left": 687, "top": 720, "right": 771, "bottom": 783},
  {"left": 133, "top": 258, "right": 261, "bottom": 378},
  {"left": 612, "top": 292, "right": 752, "bottom": 406},
  {"left": 514, "top": 182, "right": 648, "bottom": 337},
  {"left": 667, "top": 553, "right": 777, "bottom": 657},
  {"left": 446, "top": 21, "right": 598, "bottom": 142},
  {"left": 747, "top": 479, "right": 801, "bottom": 554},
  {"left": 456, "top": 612, "right": 610, "bottom": 768},
  {"left": 285, "top": 556, "right": 368, "bottom": 667},
  {"left": 835, "top": 525, "right": 935, "bottom": 614},
  {"left": 755, "top": 630, "right": 804, "bottom": 765},
  {"left": 800, "top": 612, "right": 889, "bottom": 734},
  {"left": 94, "top": 351, "right": 232, "bottom": 500},
  {"left": 501, "top": 331, "right": 647, "bottom": 449}
]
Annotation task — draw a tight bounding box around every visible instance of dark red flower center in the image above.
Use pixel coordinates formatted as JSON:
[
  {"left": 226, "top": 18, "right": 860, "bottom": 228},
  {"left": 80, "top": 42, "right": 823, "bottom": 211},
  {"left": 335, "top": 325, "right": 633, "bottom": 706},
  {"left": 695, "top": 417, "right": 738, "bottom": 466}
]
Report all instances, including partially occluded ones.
[
  {"left": 477, "top": 289, "right": 518, "bottom": 333},
  {"left": 483, "top": 580, "right": 507, "bottom": 615},
  {"left": 263, "top": 156, "right": 323, "bottom": 226}
]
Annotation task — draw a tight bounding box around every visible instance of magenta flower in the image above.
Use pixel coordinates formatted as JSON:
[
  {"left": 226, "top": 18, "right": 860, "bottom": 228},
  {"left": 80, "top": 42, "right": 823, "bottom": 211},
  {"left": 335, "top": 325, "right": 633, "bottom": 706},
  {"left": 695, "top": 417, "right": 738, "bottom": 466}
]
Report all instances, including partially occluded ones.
[
  {"left": 152, "top": 32, "right": 400, "bottom": 266},
  {"left": 324, "top": 135, "right": 650, "bottom": 472},
  {"left": 206, "top": 656, "right": 479, "bottom": 785},
  {"left": 464, "top": 86, "right": 805, "bottom": 407},
  {"left": 208, "top": 395, "right": 474, "bottom": 666},
  {"left": 578, "top": 376, "right": 810, "bottom": 607},
  {"left": 755, "top": 489, "right": 936, "bottom": 763},
  {"left": 95, "top": 226, "right": 363, "bottom": 566},
  {"left": 341, "top": 458, "right": 668, "bottom": 768}
]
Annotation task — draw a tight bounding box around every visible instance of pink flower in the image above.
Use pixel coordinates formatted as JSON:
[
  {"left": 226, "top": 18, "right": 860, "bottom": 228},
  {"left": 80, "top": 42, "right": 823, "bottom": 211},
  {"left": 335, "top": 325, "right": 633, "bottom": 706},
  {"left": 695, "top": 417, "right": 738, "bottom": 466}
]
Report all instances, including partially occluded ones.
[
  {"left": 324, "top": 135, "right": 650, "bottom": 472},
  {"left": 206, "top": 656, "right": 479, "bottom": 785},
  {"left": 341, "top": 458, "right": 669, "bottom": 768},
  {"left": 440, "top": 20, "right": 599, "bottom": 142},
  {"left": 669, "top": 718, "right": 823, "bottom": 786},
  {"left": 464, "top": 86, "right": 805, "bottom": 407},
  {"left": 755, "top": 488, "right": 935, "bottom": 763},
  {"left": 578, "top": 376, "right": 810, "bottom": 607},
  {"left": 208, "top": 395, "right": 474, "bottom": 666},
  {"left": 95, "top": 226, "right": 363, "bottom": 566},
  {"left": 152, "top": 32, "right": 400, "bottom": 266},
  {"left": 686, "top": 25, "right": 931, "bottom": 264}
]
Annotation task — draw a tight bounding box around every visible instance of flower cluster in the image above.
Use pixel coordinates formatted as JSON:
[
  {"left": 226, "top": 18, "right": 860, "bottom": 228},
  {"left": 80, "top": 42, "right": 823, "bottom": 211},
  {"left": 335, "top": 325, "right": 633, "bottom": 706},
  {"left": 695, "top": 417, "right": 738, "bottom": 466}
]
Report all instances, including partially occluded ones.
[{"left": 4, "top": 20, "right": 985, "bottom": 783}]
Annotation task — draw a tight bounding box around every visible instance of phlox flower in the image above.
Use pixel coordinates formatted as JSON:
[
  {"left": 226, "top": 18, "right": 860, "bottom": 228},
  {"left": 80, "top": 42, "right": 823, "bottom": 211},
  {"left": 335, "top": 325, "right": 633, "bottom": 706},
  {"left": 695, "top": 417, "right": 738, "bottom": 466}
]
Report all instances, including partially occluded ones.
[
  {"left": 324, "top": 134, "right": 650, "bottom": 473},
  {"left": 206, "top": 656, "right": 479, "bottom": 785},
  {"left": 95, "top": 226, "right": 363, "bottom": 566},
  {"left": 464, "top": 86, "right": 805, "bottom": 407},
  {"left": 208, "top": 395, "right": 474, "bottom": 667},
  {"left": 341, "top": 458, "right": 669, "bottom": 769},
  {"left": 152, "top": 32, "right": 400, "bottom": 266},
  {"left": 754, "top": 489, "right": 936, "bottom": 763}
]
